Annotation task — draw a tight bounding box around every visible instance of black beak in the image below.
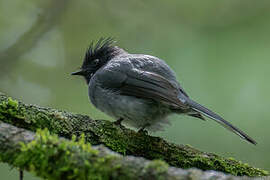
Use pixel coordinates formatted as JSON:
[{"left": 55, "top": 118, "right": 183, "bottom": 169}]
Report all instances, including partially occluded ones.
[{"left": 71, "top": 69, "right": 85, "bottom": 76}]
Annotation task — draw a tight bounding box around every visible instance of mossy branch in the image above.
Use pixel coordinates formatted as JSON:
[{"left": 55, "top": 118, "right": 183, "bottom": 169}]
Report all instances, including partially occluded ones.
[
  {"left": 1, "top": 122, "right": 264, "bottom": 180},
  {"left": 0, "top": 92, "right": 268, "bottom": 178}
]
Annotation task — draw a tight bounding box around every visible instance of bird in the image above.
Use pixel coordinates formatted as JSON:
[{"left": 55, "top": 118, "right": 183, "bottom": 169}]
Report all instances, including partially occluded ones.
[{"left": 71, "top": 37, "right": 256, "bottom": 145}]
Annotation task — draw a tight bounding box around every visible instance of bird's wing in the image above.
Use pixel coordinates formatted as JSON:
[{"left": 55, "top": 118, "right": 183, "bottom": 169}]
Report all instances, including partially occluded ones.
[
  {"left": 122, "top": 70, "right": 188, "bottom": 109},
  {"left": 96, "top": 68, "right": 188, "bottom": 109}
]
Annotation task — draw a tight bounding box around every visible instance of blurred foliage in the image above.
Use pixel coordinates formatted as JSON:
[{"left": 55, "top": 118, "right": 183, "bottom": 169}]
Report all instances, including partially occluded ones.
[{"left": 0, "top": 0, "right": 270, "bottom": 179}]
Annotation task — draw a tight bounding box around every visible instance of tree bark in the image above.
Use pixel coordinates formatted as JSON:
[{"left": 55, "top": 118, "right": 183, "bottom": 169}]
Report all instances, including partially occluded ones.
[{"left": 0, "top": 92, "right": 268, "bottom": 179}]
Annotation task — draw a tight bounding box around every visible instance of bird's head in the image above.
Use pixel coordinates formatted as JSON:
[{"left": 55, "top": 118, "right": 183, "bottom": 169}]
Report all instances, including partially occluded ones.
[{"left": 71, "top": 37, "right": 123, "bottom": 84}]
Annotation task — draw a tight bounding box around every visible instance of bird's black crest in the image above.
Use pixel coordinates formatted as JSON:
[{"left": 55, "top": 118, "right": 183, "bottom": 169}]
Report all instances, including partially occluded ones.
[{"left": 82, "top": 37, "right": 116, "bottom": 69}]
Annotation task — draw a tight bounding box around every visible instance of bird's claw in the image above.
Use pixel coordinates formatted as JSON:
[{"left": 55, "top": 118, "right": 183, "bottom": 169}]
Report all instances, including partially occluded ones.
[
  {"left": 113, "top": 118, "right": 123, "bottom": 126},
  {"left": 138, "top": 128, "right": 148, "bottom": 135},
  {"left": 138, "top": 123, "right": 150, "bottom": 135}
]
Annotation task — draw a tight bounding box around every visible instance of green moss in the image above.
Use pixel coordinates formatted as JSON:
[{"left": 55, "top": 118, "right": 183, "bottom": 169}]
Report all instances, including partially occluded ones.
[
  {"left": 261, "top": 170, "right": 270, "bottom": 176},
  {"left": 12, "top": 129, "right": 124, "bottom": 180},
  {"left": 96, "top": 121, "right": 129, "bottom": 155},
  {"left": 0, "top": 94, "right": 69, "bottom": 132},
  {"left": 0, "top": 97, "right": 25, "bottom": 121},
  {"left": 7, "top": 97, "right": 19, "bottom": 109},
  {"left": 172, "top": 153, "right": 269, "bottom": 177}
]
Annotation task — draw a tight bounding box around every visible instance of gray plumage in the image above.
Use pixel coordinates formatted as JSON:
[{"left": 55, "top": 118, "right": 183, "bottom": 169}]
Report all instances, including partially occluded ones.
[{"left": 72, "top": 38, "right": 256, "bottom": 145}]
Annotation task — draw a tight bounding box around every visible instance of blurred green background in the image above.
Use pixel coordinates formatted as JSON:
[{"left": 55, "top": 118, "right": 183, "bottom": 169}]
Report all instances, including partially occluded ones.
[{"left": 1, "top": 0, "right": 270, "bottom": 179}]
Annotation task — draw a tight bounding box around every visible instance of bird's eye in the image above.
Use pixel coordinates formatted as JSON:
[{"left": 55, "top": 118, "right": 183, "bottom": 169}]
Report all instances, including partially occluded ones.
[{"left": 93, "top": 59, "right": 99, "bottom": 66}]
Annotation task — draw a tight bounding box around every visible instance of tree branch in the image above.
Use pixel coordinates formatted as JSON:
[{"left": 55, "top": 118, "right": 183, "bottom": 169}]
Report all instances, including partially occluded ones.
[
  {"left": 0, "top": 92, "right": 268, "bottom": 178},
  {"left": 0, "top": 122, "right": 266, "bottom": 180}
]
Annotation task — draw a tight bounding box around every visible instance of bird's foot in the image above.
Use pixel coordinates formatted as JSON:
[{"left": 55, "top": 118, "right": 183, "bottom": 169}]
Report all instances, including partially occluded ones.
[
  {"left": 113, "top": 118, "right": 124, "bottom": 126},
  {"left": 138, "top": 129, "right": 148, "bottom": 135},
  {"left": 138, "top": 123, "right": 150, "bottom": 135}
]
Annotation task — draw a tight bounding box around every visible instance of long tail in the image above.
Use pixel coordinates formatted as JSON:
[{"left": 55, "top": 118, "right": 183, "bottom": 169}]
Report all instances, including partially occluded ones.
[{"left": 185, "top": 98, "right": 257, "bottom": 145}]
